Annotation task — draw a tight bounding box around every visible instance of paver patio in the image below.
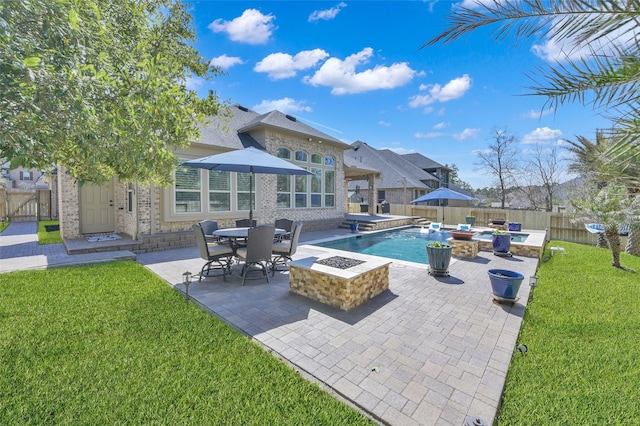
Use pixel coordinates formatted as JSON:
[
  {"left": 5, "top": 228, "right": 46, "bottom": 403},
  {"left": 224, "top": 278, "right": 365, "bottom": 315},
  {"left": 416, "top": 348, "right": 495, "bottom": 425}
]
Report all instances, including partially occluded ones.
[{"left": 1, "top": 222, "right": 538, "bottom": 425}]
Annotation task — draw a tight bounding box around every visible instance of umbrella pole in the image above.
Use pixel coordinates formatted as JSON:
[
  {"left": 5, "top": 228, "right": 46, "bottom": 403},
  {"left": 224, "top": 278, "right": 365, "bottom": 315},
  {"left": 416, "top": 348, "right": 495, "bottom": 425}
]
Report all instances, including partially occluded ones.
[{"left": 249, "top": 171, "right": 254, "bottom": 227}]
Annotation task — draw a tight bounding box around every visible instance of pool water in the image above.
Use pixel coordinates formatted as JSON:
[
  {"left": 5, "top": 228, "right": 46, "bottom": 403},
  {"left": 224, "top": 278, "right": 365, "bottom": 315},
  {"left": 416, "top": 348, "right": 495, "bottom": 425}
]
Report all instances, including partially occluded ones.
[{"left": 313, "top": 227, "right": 451, "bottom": 265}]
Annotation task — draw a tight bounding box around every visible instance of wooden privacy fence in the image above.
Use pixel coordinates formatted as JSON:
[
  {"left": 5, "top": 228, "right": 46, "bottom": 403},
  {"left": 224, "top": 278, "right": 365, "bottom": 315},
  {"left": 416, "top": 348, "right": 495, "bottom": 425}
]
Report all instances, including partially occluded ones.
[
  {"left": 0, "top": 189, "right": 53, "bottom": 222},
  {"left": 349, "top": 202, "right": 611, "bottom": 247}
]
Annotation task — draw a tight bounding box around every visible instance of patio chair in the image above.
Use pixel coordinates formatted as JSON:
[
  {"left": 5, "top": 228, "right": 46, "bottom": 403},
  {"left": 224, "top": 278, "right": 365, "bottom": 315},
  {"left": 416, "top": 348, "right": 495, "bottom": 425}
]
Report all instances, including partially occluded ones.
[
  {"left": 199, "top": 219, "right": 224, "bottom": 243},
  {"left": 271, "top": 222, "right": 303, "bottom": 276},
  {"left": 457, "top": 223, "right": 471, "bottom": 231},
  {"left": 235, "top": 219, "right": 257, "bottom": 228},
  {"left": 235, "top": 225, "right": 276, "bottom": 285},
  {"left": 192, "top": 223, "right": 234, "bottom": 282},
  {"left": 274, "top": 218, "right": 294, "bottom": 241}
]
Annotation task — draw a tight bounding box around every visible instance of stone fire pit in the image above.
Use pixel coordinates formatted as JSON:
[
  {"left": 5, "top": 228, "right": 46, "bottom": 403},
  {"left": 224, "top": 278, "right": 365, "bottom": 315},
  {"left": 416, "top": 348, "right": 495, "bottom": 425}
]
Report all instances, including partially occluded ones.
[{"left": 289, "top": 253, "right": 391, "bottom": 310}]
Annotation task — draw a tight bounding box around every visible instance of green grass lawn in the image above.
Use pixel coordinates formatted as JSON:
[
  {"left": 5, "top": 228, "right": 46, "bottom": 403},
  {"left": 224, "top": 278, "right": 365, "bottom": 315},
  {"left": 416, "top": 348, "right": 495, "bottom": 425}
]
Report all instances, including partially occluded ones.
[
  {"left": 496, "top": 241, "right": 640, "bottom": 425},
  {"left": 0, "top": 221, "right": 8, "bottom": 233},
  {"left": 37, "top": 220, "right": 62, "bottom": 244},
  {"left": 0, "top": 262, "right": 372, "bottom": 425}
]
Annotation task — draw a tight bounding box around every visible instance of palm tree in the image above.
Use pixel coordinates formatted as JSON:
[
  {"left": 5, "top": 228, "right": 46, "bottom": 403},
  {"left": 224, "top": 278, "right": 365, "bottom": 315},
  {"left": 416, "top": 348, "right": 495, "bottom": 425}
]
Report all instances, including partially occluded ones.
[{"left": 425, "top": 0, "right": 640, "bottom": 259}]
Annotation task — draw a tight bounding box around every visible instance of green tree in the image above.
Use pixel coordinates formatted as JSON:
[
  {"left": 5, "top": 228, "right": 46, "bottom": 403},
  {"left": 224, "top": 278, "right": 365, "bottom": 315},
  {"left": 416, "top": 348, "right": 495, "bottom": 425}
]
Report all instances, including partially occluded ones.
[{"left": 1, "top": 0, "right": 225, "bottom": 185}]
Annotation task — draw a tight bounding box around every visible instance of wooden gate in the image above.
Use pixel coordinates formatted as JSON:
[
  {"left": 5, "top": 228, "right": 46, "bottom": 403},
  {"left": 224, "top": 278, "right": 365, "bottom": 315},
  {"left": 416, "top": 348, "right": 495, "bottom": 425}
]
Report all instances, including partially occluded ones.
[{"left": 0, "top": 189, "right": 52, "bottom": 222}]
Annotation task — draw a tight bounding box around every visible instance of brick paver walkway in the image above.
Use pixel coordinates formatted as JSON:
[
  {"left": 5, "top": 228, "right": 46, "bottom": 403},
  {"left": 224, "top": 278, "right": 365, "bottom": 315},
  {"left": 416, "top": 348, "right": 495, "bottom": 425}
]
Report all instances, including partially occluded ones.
[{"left": 1, "top": 221, "right": 538, "bottom": 425}]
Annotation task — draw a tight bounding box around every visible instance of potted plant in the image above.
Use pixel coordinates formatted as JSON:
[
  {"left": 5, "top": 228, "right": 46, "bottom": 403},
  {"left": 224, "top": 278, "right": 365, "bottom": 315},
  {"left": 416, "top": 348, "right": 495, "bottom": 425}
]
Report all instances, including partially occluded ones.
[
  {"left": 349, "top": 221, "right": 359, "bottom": 233},
  {"left": 465, "top": 215, "right": 476, "bottom": 226},
  {"left": 487, "top": 269, "right": 524, "bottom": 301},
  {"left": 426, "top": 241, "right": 452, "bottom": 276},
  {"left": 491, "top": 229, "right": 511, "bottom": 256},
  {"left": 508, "top": 222, "right": 522, "bottom": 232}
]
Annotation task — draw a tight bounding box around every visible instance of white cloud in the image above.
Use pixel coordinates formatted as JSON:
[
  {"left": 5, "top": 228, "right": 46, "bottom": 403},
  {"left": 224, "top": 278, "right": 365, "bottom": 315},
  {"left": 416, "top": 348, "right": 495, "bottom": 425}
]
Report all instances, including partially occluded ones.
[
  {"left": 252, "top": 97, "right": 312, "bottom": 115},
  {"left": 309, "top": 2, "right": 347, "bottom": 22},
  {"left": 210, "top": 54, "right": 244, "bottom": 70},
  {"left": 254, "top": 49, "right": 329, "bottom": 80},
  {"left": 208, "top": 9, "right": 276, "bottom": 45},
  {"left": 523, "top": 107, "right": 554, "bottom": 119},
  {"left": 532, "top": 14, "right": 639, "bottom": 63},
  {"left": 303, "top": 47, "right": 417, "bottom": 94},
  {"left": 409, "top": 74, "right": 472, "bottom": 107},
  {"left": 433, "top": 121, "right": 450, "bottom": 130},
  {"left": 453, "top": 128, "right": 480, "bottom": 140},
  {"left": 521, "top": 127, "right": 563, "bottom": 145},
  {"left": 185, "top": 76, "right": 204, "bottom": 91},
  {"left": 378, "top": 121, "right": 391, "bottom": 127},
  {"left": 415, "top": 131, "right": 444, "bottom": 139}
]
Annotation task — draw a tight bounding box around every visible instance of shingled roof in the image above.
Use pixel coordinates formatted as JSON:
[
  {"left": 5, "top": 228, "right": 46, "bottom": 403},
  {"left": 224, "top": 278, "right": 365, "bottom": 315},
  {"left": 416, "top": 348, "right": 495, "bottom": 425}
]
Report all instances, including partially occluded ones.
[{"left": 346, "top": 141, "right": 440, "bottom": 190}]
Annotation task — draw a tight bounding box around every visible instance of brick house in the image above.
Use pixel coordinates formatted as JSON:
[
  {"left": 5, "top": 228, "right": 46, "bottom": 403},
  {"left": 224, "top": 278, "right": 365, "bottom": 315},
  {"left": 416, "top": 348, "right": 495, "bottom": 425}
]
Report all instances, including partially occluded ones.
[{"left": 57, "top": 104, "right": 378, "bottom": 251}]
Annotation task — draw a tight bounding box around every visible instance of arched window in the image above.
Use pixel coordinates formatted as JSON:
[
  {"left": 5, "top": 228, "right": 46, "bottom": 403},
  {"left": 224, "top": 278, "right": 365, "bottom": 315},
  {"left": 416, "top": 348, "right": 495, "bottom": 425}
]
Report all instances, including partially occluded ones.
[{"left": 277, "top": 148, "right": 291, "bottom": 159}]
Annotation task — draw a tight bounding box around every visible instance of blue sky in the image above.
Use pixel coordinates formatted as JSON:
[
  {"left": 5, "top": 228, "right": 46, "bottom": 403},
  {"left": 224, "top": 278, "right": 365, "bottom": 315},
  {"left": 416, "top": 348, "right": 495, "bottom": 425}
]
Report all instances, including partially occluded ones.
[{"left": 185, "top": 1, "right": 609, "bottom": 189}]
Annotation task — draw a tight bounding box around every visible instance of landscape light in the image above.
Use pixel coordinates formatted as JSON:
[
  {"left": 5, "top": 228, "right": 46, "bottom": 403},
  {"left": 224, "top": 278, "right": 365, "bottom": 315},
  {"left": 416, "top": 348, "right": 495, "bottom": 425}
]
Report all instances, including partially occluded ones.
[{"left": 182, "top": 271, "right": 192, "bottom": 303}]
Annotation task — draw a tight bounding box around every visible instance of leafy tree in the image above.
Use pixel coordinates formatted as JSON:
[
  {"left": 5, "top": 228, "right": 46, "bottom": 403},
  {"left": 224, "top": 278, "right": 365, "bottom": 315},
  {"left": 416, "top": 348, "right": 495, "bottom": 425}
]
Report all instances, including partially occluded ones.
[
  {"left": 474, "top": 129, "right": 520, "bottom": 208},
  {"left": 1, "top": 0, "right": 225, "bottom": 185}
]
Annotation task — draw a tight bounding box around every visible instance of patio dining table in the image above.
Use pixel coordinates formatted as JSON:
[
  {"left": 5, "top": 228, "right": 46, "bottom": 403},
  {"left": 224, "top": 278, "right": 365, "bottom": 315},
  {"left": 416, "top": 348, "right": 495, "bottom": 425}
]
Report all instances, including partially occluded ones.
[{"left": 212, "top": 227, "right": 286, "bottom": 255}]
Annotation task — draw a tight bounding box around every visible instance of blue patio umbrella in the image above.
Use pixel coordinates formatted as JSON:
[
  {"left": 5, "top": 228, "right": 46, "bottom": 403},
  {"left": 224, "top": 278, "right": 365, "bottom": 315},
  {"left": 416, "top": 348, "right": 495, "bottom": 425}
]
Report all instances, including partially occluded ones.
[
  {"left": 411, "top": 187, "right": 475, "bottom": 224},
  {"left": 182, "top": 147, "right": 312, "bottom": 226}
]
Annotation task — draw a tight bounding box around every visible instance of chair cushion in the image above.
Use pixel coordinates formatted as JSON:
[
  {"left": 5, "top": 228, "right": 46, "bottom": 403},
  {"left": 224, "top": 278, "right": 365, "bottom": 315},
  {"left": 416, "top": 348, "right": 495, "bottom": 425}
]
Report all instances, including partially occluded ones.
[
  {"left": 235, "top": 247, "right": 247, "bottom": 259},
  {"left": 207, "top": 243, "right": 234, "bottom": 256},
  {"left": 272, "top": 242, "right": 289, "bottom": 254}
]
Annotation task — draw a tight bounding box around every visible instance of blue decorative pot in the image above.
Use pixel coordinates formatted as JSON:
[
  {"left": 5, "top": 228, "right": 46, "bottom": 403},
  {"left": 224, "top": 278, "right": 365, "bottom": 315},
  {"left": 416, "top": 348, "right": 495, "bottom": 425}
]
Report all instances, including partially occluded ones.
[
  {"left": 426, "top": 245, "right": 452, "bottom": 276},
  {"left": 487, "top": 269, "right": 524, "bottom": 299},
  {"left": 492, "top": 233, "right": 511, "bottom": 253},
  {"left": 350, "top": 222, "right": 359, "bottom": 232},
  {"left": 508, "top": 223, "right": 522, "bottom": 231}
]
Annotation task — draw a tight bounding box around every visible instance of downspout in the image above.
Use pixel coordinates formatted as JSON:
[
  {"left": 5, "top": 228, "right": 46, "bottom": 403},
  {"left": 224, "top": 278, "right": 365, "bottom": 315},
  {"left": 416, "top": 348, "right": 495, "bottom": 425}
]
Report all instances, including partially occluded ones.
[
  {"left": 134, "top": 181, "right": 139, "bottom": 240},
  {"left": 150, "top": 182, "right": 156, "bottom": 235}
]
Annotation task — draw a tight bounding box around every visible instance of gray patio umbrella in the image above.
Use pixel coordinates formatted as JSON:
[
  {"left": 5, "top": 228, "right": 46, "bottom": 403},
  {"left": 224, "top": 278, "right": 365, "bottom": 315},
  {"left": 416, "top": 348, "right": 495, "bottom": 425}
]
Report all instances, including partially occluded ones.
[
  {"left": 182, "top": 147, "right": 312, "bottom": 226},
  {"left": 411, "top": 187, "right": 475, "bottom": 224}
]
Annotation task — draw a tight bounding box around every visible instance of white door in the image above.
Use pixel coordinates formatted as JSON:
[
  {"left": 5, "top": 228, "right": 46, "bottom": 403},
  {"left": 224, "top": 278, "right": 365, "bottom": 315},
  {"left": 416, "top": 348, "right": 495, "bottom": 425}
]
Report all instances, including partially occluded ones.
[{"left": 80, "top": 182, "right": 115, "bottom": 234}]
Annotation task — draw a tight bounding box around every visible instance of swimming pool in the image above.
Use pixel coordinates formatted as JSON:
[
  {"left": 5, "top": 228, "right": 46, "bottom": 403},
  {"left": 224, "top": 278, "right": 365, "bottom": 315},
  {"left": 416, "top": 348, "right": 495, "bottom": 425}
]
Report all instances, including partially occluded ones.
[{"left": 312, "top": 227, "right": 450, "bottom": 265}]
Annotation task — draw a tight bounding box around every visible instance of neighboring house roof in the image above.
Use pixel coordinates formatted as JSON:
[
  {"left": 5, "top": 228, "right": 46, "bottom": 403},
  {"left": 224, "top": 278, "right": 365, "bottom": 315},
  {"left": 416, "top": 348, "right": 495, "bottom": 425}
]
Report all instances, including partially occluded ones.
[
  {"left": 346, "top": 141, "right": 440, "bottom": 190},
  {"left": 401, "top": 152, "right": 449, "bottom": 171}
]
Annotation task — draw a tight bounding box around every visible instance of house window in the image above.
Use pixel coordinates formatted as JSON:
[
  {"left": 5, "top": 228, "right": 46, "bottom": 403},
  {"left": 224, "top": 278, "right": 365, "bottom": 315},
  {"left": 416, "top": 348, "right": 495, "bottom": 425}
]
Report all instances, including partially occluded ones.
[
  {"left": 277, "top": 174, "right": 291, "bottom": 208},
  {"left": 295, "top": 170, "right": 308, "bottom": 208},
  {"left": 173, "top": 163, "right": 256, "bottom": 216},
  {"left": 324, "top": 169, "right": 335, "bottom": 207},
  {"left": 21, "top": 171, "right": 31, "bottom": 181},
  {"left": 277, "top": 148, "right": 291, "bottom": 159},
  {"left": 175, "top": 166, "right": 201, "bottom": 213},
  {"left": 378, "top": 190, "right": 386, "bottom": 203},
  {"left": 277, "top": 149, "right": 335, "bottom": 209},
  {"left": 208, "top": 170, "right": 230, "bottom": 211},
  {"left": 127, "top": 183, "right": 134, "bottom": 213},
  {"left": 236, "top": 172, "right": 254, "bottom": 212}
]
